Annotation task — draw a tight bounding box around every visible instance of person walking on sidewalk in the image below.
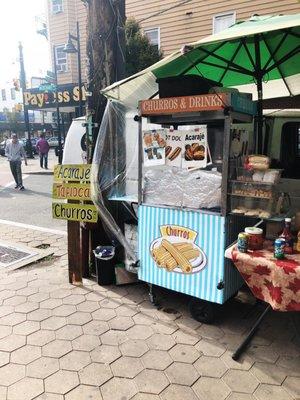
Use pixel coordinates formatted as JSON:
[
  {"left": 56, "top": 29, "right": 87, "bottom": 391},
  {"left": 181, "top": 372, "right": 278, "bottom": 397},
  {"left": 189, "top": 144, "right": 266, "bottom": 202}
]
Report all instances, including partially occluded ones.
[
  {"left": 36, "top": 133, "right": 50, "bottom": 169},
  {"left": 5, "top": 133, "right": 27, "bottom": 190}
]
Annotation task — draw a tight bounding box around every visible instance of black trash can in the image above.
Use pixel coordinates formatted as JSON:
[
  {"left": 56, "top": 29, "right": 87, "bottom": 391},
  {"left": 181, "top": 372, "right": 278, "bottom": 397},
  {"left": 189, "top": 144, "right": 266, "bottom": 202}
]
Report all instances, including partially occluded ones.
[{"left": 93, "top": 246, "right": 116, "bottom": 285}]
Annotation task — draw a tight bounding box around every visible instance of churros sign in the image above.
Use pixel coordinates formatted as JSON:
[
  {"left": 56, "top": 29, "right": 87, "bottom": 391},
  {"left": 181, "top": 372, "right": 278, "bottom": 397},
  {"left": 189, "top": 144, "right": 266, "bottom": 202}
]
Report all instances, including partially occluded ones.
[{"left": 150, "top": 225, "right": 207, "bottom": 274}]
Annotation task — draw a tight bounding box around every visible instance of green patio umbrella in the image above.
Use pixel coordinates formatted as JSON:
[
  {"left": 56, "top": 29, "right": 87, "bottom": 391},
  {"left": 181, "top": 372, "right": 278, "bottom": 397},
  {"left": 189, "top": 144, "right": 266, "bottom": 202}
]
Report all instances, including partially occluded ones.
[{"left": 102, "top": 13, "right": 300, "bottom": 152}]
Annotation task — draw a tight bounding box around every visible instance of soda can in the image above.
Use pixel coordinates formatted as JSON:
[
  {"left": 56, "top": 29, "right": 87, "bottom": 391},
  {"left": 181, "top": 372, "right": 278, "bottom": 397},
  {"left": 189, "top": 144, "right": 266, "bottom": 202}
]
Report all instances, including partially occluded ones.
[
  {"left": 274, "top": 238, "right": 285, "bottom": 259},
  {"left": 238, "top": 233, "right": 248, "bottom": 253}
]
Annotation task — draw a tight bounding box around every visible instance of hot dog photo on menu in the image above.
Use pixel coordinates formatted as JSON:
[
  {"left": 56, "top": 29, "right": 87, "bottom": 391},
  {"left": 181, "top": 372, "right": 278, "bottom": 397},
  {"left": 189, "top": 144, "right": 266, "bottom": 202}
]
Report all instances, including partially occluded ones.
[
  {"left": 165, "top": 129, "right": 183, "bottom": 167},
  {"left": 143, "top": 129, "right": 166, "bottom": 167}
]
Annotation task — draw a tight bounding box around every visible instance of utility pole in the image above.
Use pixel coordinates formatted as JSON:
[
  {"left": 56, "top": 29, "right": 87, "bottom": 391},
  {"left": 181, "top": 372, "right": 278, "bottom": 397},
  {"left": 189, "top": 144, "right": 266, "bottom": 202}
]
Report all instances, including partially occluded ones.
[{"left": 18, "top": 42, "right": 33, "bottom": 158}]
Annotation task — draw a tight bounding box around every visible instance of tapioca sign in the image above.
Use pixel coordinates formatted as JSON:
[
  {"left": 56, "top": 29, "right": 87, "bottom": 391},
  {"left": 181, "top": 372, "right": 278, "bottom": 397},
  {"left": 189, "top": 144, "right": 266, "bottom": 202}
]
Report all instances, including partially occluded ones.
[{"left": 140, "top": 93, "right": 228, "bottom": 116}]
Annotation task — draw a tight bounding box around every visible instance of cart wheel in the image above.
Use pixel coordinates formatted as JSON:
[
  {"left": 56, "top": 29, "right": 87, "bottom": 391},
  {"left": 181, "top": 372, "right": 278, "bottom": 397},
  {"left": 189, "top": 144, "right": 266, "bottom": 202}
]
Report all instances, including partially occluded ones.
[{"left": 189, "top": 299, "right": 215, "bottom": 324}]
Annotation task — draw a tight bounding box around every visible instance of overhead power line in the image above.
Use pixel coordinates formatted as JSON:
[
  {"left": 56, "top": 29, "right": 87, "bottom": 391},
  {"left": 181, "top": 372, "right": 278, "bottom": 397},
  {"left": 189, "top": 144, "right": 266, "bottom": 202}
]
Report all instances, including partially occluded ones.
[{"left": 138, "top": 0, "right": 193, "bottom": 23}]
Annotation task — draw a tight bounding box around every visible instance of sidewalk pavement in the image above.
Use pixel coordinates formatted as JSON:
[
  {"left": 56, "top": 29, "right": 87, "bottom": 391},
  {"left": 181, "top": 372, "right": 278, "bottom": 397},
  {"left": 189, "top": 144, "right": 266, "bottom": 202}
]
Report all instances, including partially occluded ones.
[
  {"left": 25, "top": 150, "right": 57, "bottom": 175},
  {"left": 0, "top": 221, "right": 299, "bottom": 400}
]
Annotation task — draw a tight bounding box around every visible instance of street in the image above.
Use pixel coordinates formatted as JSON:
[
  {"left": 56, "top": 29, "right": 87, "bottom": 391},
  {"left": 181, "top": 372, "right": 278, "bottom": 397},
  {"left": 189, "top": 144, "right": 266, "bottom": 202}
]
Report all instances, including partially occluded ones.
[{"left": 0, "top": 150, "right": 66, "bottom": 231}]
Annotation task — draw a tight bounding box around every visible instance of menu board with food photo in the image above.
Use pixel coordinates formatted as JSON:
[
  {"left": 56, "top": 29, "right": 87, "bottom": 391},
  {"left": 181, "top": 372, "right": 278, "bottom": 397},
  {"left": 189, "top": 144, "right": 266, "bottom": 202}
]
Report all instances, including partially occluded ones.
[
  {"left": 165, "top": 129, "right": 183, "bottom": 167},
  {"left": 143, "top": 129, "right": 166, "bottom": 167},
  {"left": 181, "top": 125, "right": 208, "bottom": 169}
]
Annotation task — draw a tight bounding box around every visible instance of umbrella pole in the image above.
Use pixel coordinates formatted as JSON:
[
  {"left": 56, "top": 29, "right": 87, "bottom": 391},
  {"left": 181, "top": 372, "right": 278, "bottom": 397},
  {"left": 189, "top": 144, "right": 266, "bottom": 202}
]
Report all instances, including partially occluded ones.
[{"left": 256, "top": 76, "right": 263, "bottom": 154}]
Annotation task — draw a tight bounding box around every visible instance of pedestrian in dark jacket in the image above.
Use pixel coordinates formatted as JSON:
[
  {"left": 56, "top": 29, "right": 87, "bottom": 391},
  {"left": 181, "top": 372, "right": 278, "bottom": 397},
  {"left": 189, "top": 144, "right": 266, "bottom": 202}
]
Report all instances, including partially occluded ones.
[{"left": 36, "top": 133, "right": 50, "bottom": 169}]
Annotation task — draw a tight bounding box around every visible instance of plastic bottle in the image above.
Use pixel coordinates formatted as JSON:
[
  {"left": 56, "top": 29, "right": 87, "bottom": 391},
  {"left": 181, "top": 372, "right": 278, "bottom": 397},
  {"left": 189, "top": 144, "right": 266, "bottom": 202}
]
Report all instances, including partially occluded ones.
[{"left": 280, "top": 218, "right": 294, "bottom": 254}]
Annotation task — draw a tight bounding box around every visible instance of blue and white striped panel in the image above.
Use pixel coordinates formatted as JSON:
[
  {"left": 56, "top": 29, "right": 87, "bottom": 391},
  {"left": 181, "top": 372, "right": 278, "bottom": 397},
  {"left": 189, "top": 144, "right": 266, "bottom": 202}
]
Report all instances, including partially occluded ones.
[{"left": 138, "top": 205, "right": 226, "bottom": 304}]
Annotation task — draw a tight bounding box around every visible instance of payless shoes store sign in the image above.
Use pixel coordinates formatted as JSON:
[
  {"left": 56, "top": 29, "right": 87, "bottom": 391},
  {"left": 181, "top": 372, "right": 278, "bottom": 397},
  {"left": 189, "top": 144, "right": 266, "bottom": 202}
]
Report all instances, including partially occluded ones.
[
  {"left": 23, "top": 84, "right": 87, "bottom": 109},
  {"left": 52, "top": 164, "right": 98, "bottom": 223}
]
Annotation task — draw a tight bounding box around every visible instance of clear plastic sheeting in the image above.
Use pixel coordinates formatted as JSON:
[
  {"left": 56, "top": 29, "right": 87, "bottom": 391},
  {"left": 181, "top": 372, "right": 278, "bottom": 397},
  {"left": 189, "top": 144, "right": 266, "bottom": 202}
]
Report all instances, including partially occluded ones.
[
  {"left": 90, "top": 101, "right": 139, "bottom": 265},
  {"left": 144, "top": 167, "right": 222, "bottom": 209}
]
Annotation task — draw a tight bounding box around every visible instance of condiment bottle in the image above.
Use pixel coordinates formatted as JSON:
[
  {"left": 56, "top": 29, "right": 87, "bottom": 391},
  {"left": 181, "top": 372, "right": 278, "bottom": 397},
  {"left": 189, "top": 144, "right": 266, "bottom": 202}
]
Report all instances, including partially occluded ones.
[{"left": 280, "top": 218, "right": 294, "bottom": 254}]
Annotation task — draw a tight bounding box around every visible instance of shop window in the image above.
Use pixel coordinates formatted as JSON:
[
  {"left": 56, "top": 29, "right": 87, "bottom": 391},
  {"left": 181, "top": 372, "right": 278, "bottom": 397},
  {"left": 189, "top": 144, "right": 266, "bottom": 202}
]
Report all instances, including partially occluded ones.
[
  {"left": 280, "top": 122, "right": 300, "bottom": 179},
  {"left": 52, "top": 0, "right": 63, "bottom": 14},
  {"left": 144, "top": 28, "right": 160, "bottom": 50},
  {"left": 10, "top": 88, "right": 16, "bottom": 100},
  {"left": 1, "top": 89, "right": 6, "bottom": 101},
  {"left": 213, "top": 12, "right": 236, "bottom": 34},
  {"left": 55, "top": 45, "right": 67, "bottom": 73}
]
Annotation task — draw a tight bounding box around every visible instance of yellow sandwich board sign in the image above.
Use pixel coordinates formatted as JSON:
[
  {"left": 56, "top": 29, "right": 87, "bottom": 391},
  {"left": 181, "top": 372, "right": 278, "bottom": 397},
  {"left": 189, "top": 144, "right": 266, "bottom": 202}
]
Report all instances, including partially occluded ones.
[
  {"left": 52, "top": 164, "right": 98, "bottom": 223},
  {"left": 53, "top": 183, "right": 91, "bottom": 201},
  {"left": 53, "top": 164, "right": 91, "bottom": 182},
  {"left": 52, "top": 203, "right": 98, "bottom": 223}
]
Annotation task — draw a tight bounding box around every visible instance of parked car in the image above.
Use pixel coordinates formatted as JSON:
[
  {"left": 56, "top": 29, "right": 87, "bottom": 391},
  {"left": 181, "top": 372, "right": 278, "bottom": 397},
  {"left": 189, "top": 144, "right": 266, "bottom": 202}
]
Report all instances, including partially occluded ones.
[{"left": 47, "top": 137, "right": 64, "bottom": 148}]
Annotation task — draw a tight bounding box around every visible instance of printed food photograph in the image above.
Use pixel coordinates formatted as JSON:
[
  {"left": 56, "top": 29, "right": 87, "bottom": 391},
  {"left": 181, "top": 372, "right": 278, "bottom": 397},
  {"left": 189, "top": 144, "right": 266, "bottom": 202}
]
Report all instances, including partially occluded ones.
[
  {"left": 165, "top": 145, "right": 182, "bottom": 161},
  {"left": 185, "top": 143, "right": 205, "bottom": 161},
  {"left": 150, "top": 238, "right": 207, "bottom": 274},
  {"left": 143, "top": 130, "right": 166, "bottom": 164}
]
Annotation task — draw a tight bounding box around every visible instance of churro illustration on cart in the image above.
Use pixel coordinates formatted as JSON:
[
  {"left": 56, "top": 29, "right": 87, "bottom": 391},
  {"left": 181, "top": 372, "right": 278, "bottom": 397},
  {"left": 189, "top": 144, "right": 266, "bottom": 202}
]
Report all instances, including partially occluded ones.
[{"left": 150, "top": 225, "right": 207, "bottom": 274}]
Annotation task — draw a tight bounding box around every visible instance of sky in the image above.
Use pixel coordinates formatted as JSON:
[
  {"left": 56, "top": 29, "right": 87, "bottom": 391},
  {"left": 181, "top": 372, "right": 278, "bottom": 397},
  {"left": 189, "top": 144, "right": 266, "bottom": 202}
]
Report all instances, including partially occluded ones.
[{"left": 0, "top": 0, "right": 50, "bottom": 87}]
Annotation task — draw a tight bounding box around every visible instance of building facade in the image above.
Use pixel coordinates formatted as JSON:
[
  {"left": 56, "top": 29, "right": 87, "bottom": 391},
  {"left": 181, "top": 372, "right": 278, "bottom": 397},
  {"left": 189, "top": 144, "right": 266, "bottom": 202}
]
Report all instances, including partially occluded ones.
[{"left": 46, "top": 0, "right": 300, "bottom": 84}]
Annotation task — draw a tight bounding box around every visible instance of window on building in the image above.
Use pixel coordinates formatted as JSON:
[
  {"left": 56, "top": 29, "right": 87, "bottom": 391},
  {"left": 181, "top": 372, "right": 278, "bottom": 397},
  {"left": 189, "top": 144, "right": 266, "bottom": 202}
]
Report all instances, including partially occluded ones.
[
  {"left": 10, "top": 88, "right": 16, "bottom": 100},
  {"left": 1, "top": 89, "right": 6, "bottom": 101},
  {"left": 213, "top": 12, "right": 236, "bottom": 34},
  {"left": 51, "top": 0, "right": 63, "bottom": 14},
  {"left": 55, "top": 45, "right": 67, "bottom": 73},
  {"left": 144, "top": 28, "right": 160, "bottom": 50}
]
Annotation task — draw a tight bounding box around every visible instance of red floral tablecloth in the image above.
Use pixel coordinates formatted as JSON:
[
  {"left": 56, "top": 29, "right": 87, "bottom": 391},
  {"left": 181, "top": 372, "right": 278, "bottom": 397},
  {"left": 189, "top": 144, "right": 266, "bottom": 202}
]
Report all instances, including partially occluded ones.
[{"left": 225, "top": 242, "right": 300, "bottom": 311}]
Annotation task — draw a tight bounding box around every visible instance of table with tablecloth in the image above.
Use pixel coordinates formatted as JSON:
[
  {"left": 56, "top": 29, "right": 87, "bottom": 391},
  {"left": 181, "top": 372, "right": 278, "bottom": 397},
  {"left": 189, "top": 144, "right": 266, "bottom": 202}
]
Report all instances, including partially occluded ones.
[{"left": 225, "top": 242, "right": 300, "bottom": 312}]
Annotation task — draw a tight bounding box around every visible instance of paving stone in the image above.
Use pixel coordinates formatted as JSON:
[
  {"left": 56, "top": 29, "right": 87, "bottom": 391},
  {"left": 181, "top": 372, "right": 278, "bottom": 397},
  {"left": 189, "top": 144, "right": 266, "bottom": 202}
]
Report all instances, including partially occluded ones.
[
  {"left": 132, "top": 395, "right": 160, "bottom": 400},
  {"left": 67, "top": 312, "right": 92, "bottom": 325},
  {"left": 251, "top": 362, "right": 288, "bottom": 385},
  {"left": 165, "top": 362, "right": 199, "bottom": 385},
  {"left": 276, "top": 356, "right": 300, "bottom": 376},
  {"left": 91, "top": 344, "right": 121, "bottom": 364},
  {"left": 16, "top": 287, "right": 39, "bottom": 297},
  {"left": 65, "top": 385, "right": 102, "bottom": 400},
  {"left": 42, "top": 339, "right": 72, "bottom": 358},
  {"left": 147, "top": 334, "right": 176, "bottom": 351},
  {"left": 40, "top": 299, "right": 63, "bottom": 310},
  {"left": 111, "top": 356, "right": 143, "bottom": 378},
  {"left": 101, "top": 330, "right": 128, "bottom": 345},
  {"left": 0, "top": 351, "right": 9, "bottom": 367},
  {"left": 53, "top": 305, "right": 76, "bottom": 317},
  {"left": 0, "top": 387, "right": 7, "bottom": 399},
  {"left": 127, "top": 325, "right": 154, "bottom": 340},
  {"left": 41, "top": 316, "right": 67, "bottom": 330},
  {"left": 92, "top": 308, "right": 116, "bottom": 321},
  {"left": 134, "top": 369, "right": 169, "bottom": 394},
  {"left": 50, "top": 289, "right": 73, "bottom": 299},
  {"left": 60, "top": 350, "right": 91, "bottom": 371},
  {"left": 223, "top": 369, "right": 259, "bottom": 393},
  {"left": 44, "top": 370, "right": 79, "bottom": 395},
  {"left": 72, "top": 334, "right": 100, "bottom": 351},
  {"left": 142, "top": 349, "right": 173, "bottom": 370},
  {"left": 226, "top": 393, "right": 256, "bottom": 400},
  {"left": 109, "top": 316, "right": 135, "bottom": 331},
  {"left": 161, "top": 384, "right": 199, "bottom": 400},
  {"left": 172, "top": 330, "right": 199, "bottom": 345},
  {"left": 193, "top": 376, "right": 231, "bottom": 400},
  {"left": 0, "top": 290, "right": 15, "bottom": 301},
  {"left": 76, "top": 301, "right": 100, "bottom": 313},
  {"left": 13, "top": 320, "right": 40, "bottom": 335},
  {"left": 283, "top": 376, "right": 300, "bottom": 398},
  {"left": 194, "top": 355, "right": 228, "bottom": 378},
  {"left": 27, "top": 357, "right": 59, "bottom": 379},
  {"left": 62, "top": 294, "right": 85, "bottom": 305},
  {"left": 254, "top": 384, "right": 293, "bottom": 400},
  {"left": 269, "top": 340, "right": 300, "bottom": 357},
  {"left": 168, "top": 343, "right": 200, "bottom": 363},
  {"left": 28, "top": 292, "right": 50, "bottom": 302},
  {"left": 116, "top": 305, "right": 138, "bottom": 317},
  {"left": 79, "top": 362, "right": 113, "bottom": 385},
  {"left": 10, "top": 345, "right": 41, "bottom": 365},
  {"left": 0, "top": 312, "right": 26, "bottom": 326},
  {"left": 0, "top": 305, "right": 14, "bottom": 318},
  {"left": 100, "top": 298, "right": 120, "bottom": 309},
  {"left": 56, "top": 325, "right": 83, "bottom": 340},
  {"left": 0, "top": 325, "right": 12, "bottom": 339},
  {"left": 220, "top": 350, "right": 254, "bottom": 371},
  {"left": 132, "top": 313, "right": 155, "bottom": 326},
  {"left": 3, "top": 296, "right": 27, "bottom": 306},
  {"left": 247, "top": 345, "right": 280, "bottom": 363},
  {"left": 83, "top": 320, "right": 109, "bottom": 336},
  {"left": 14, "top": 302, "right": 39, "bottom": 314},
  {"left": 0, "top": 363, "right": 25, "bottom": 386},
  {"left": 7, "top": 377, "right": 44, "bottom": 400},
  {"left": 101, "top": 377, "right": 138, "bottom": 400},
  {"left": 27, "top": 308, "right": 52, "bottom": 322},
  {"left": 27, "top": 330, "right": 55, "bottom": 346},
  {"left": 0, "top": 334, "right": 26, "bottom": 351},
  {"left": 34, "top": 393, "right": 63, "bottom": 400},
  {"left": 195, "top": 339, "right": 226, "bottom": 357}
]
